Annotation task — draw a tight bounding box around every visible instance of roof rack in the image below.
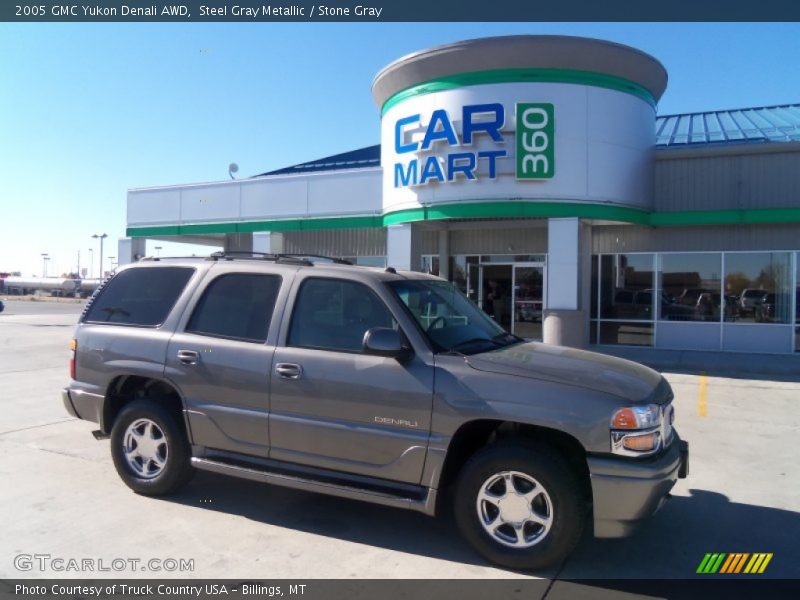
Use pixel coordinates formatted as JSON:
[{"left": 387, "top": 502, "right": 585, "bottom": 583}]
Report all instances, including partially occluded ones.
[
  {"left": 139, "top": 256, "right": 205, "bottom": 262},
  {"left": 139, "top": 252, "right": 353, "bottom": 267},
  {"left": 208, "top": 251, "right": 312, "bottom": 265},
  {"left": 279, "top": 254, "right": 353, "bottom": 265}
]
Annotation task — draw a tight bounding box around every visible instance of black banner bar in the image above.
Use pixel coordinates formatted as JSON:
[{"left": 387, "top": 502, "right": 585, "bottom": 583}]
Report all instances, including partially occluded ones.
[
  {"left": 2, "top": 0, "right": 800, "bottom": 22},
  {"left": 2, "top": 579, "right": 800, "bottom": 600}
]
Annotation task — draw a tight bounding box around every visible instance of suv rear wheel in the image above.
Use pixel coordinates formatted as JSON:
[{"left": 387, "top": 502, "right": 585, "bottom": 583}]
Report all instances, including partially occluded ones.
[
  {"left": 453, "top": 440, "right": 586, "bottom": 570},
  {"left": 110, "top": 399, "right": 194, "bottom": 495}
]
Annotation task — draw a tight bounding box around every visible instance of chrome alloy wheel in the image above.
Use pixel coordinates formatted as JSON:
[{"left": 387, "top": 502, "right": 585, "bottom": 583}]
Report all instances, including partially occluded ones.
[
  {"left": 122, "top": 418, "right": 168, "bottom": 479},
  {"left": 476, "top": 470, "right": 553, "bottom": 548}
]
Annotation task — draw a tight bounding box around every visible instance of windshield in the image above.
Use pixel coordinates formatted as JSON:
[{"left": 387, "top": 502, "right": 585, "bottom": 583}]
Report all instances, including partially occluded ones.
[{"left": 387, "top": 279, "right": 522, "bottom": 354}]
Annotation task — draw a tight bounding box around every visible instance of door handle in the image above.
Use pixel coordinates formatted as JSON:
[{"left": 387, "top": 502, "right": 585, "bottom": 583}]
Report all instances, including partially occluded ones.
[
  {"left": 177, "top": 350, "right": 200, "bottom": 365},
  {"left": 275, "top": 363, "right": 302, "bottom": 380}
]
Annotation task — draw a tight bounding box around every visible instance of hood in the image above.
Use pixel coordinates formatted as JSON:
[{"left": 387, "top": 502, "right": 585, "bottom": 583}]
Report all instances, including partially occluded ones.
[{"left": 465, "top": 342, "right": 668, "bottom": 403}]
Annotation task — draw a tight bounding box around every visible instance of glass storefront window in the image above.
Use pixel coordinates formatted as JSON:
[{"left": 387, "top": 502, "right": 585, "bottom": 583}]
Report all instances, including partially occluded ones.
[
  {"left": 723, "top": 252, "right": 792, "bottom": 324},
  {"left": 599, "top": 254, "right": 655, "bottom": 320},
  {"left": 590, "top": 255, "right": 598, "bottom": 319},
  {"left": 796, "top": 253, "right": 800, "bottom": 352},
  {"left": 592, "top": 251, "right": 798, "bottom": 351},
  {"left": 658, "top": 253, "right": 722, "bottom": 322}
]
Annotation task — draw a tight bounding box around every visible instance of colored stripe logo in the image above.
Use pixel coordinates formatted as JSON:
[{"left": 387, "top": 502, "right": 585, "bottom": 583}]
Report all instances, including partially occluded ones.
[{"left": 697, "top": 553, "right": 773, "bottom": 574}]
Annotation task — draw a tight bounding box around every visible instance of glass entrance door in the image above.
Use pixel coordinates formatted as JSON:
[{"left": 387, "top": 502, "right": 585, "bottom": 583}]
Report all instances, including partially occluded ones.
[
  {"left": 479, "top": 264, "right": 513, "bottom": 330},
  {"left": 467, "top": 263, "right": 481, "bottom": 305},
  {"left": 513, "top": 264, "right": 545, "bottom": 340}
]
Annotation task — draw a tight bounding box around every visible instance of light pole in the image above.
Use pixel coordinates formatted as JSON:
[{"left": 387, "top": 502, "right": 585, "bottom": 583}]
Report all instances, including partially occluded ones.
[
  {"left": 154, "top": 245, "right": 163, "bottom": 257},
  {"left": 41, "top": 253, "right": 49, "bottom": 277},
  {"left": 92, "top": 233, "right": 108, "bottom": 278},
  {"left": 88, "top": 248, "right": 94, "bottom": 278}
]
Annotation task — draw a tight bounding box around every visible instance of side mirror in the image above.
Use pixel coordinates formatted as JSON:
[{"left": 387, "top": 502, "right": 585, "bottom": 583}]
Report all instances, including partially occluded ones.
[{"left": 363, "top": 327, "right": 412, "bottom": 360}]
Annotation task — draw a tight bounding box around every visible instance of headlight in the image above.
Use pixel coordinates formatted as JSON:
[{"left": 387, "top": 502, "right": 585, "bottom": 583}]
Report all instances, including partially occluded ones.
[
  {"left": 610, "top": 404, "right": 664, "bottom": 456},
  {"left": 611, "top": 404, "right": 661, "bottom": 430}
]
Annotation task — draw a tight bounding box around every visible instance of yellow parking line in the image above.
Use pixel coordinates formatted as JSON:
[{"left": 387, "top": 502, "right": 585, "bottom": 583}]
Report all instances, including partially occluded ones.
[{"left": 698, "top": 373, "right": 708, "bottom": 417}]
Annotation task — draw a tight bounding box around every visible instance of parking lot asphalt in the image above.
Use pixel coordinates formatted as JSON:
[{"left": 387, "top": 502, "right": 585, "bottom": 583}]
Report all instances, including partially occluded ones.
[{"left": 1, "top": 299, "right": 798, "bottom": 585}]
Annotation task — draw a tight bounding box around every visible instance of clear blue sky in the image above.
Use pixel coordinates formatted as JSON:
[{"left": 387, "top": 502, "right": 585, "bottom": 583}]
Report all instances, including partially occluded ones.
[{"left": 1, "top": 22, "right": 798, "bottom": 277}]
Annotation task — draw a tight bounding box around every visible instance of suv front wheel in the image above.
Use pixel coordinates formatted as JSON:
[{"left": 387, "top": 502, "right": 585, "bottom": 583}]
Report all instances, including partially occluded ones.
[
  {"left": 110, "top": 399, "right": 195, "bottom": 496},
  {"left": 453, "top": 441, "right": 586, "bottom": 571}
]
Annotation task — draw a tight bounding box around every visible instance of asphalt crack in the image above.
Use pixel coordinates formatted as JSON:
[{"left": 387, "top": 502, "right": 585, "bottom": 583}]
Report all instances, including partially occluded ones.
[
  {"left": 0, "top": 418, "right": 75, "bottom": 436},
  {"left": 541, "top": 555, "right": 569, "bottom": 599}
]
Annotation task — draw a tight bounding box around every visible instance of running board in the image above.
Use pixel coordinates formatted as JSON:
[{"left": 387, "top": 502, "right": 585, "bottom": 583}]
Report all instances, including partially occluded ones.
[{"left": 191, "top": 457, "right": 437, "bottom": 516}]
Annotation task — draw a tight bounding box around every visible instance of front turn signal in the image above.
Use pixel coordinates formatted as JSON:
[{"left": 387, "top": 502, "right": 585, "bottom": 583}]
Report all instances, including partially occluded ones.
[{"left": 611, "top": 404, "right": 661, "bottom": 430}]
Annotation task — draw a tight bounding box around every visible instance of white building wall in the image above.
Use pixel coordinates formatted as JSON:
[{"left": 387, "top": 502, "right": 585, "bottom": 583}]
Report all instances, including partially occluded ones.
[{"left": 127, "top": 168, "right": 383, "bottom": 228}]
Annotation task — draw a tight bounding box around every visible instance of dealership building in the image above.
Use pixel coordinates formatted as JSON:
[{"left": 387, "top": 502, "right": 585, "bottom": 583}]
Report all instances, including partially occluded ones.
[{"left": 120, "top": 36, "right": 800, "bottom": 354}]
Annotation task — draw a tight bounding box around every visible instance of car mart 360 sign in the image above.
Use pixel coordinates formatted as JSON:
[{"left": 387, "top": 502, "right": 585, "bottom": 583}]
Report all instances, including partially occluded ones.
[{"left": 392, "top": 102, "right": 554, "bottom": 188}]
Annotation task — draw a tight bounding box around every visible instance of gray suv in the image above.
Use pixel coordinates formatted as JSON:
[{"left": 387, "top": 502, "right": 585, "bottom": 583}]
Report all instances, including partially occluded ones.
[{"left": 62, "top": 253, "right": 688, "bottom": 570}]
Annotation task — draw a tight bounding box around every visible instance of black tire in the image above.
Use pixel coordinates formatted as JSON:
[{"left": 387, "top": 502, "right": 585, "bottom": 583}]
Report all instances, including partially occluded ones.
[
  {"left": 453, "top": 440, "right": 586, "bottom": 571},
  {"left": 110, "top": 399, "right": 195, "bottom": 496}
]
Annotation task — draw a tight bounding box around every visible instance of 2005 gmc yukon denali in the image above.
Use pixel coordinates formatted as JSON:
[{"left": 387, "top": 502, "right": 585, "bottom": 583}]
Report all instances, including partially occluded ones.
[{"left": 62, "top": 253, "right": 688, "bottom": 570}]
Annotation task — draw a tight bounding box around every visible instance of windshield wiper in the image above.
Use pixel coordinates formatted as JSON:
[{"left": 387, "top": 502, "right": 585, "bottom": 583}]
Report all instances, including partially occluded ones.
[
  {"left": 492, "top": 332, "right": 525, "bottom": 346},
  {"left": 448, "top": 337, "right": 503, "bottom": 353}
]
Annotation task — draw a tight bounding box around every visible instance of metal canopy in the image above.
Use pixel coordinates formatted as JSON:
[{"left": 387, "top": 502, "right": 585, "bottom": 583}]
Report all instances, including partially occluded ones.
[{"left": 655, "top": 103, "right": 800, "bottom": 147}]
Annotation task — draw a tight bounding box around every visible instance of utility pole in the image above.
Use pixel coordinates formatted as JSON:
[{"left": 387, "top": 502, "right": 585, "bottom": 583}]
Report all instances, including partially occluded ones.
[{"left": 92, "top": 233, "right": 108, "bottom": 278}]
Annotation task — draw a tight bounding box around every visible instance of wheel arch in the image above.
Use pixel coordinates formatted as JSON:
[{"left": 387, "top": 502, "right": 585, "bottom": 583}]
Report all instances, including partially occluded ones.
[
  {"left": 103, "top": 375, "right": 185, "bottom": 435},
  {"left": 436, "top": 419, "right": 592, "bottom": 512}
]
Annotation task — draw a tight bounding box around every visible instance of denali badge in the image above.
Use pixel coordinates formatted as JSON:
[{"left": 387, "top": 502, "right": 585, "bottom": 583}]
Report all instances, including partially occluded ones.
[{"left": 374, "top": 416, "right": 419, "bottom": 428}]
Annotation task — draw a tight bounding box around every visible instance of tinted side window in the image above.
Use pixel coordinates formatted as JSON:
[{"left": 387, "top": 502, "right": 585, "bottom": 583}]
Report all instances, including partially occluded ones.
[
  {"left": 83, "top": 267, "right": 194, "bottom": 326},
  {"left": 288, "top": 278, "right": 396, "bottom": 352},
  {"left": 187, "top": 274, "right": 282, "bottom": 343}
]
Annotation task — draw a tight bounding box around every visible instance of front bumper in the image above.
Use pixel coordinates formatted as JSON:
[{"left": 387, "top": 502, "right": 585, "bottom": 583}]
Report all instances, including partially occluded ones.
[{"left": 588, "top": 435, "right": 688, "bottom": 538}]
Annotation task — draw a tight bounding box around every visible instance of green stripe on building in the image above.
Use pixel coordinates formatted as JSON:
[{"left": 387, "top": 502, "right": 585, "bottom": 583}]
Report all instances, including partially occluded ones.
[{"left": 126, "top": 203, "right": 800, "bottom": 238}]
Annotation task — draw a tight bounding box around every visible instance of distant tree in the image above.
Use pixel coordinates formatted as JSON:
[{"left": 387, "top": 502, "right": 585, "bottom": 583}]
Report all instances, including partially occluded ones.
[
  {"left": 724, "top": 271, "right": 750, "bottom": 296},
  {"left": 756, "top": 263, "right": 786, "bottom": 292}
]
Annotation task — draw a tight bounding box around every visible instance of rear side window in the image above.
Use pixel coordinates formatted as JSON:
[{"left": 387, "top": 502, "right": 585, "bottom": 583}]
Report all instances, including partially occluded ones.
[
  {"left": 83, "top": 267, "right": 194, "bottom": 326},
  {"left": 288, "top": 278, "right": 396, "bottom": 352},
  {"left": 187, "top": 274, "right": 282, "bottom": 343}
]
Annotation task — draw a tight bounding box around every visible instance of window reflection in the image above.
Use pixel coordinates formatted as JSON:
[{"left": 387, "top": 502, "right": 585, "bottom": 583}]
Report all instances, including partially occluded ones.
[
  {"left": 795, "top": 253, "right": 799, "bottom": 352},
  {"left": 600, "top": 254, "right": 655, "bottom": 320},
  {"left": 723, "top": 252, "right": 791, "bottom": 324},
  {"left": 658, "top": 254, "right": 722, "bottom": 322}
]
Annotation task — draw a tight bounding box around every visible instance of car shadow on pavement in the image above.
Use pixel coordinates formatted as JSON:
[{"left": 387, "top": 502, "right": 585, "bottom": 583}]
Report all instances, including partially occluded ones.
[
  {"left": 162, "top": 470, "right": 562, "bottom": 576},
  {"left": 562, "top": 488, "right": 800, "bottom": 580},
  {"left": 163, "top": 476, "right": 800, "bottom": 579}
]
